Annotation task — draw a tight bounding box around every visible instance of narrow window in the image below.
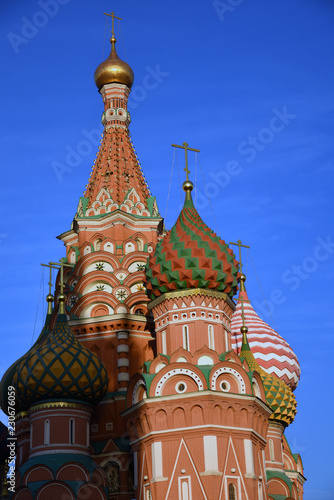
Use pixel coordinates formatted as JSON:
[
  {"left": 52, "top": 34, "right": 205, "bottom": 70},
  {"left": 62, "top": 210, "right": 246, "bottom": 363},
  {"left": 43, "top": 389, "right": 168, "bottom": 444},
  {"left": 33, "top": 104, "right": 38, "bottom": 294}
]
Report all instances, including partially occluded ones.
[
  {"left": 44, "top": 420, "right": 50, "bottom": 445},
  {"left": 162, "top": 330, "right": 167, "bottom": 354},
  {"left": 183, "top": 325, "right": 189, "bottom": 351},
  {"left": 229, "top": 483, "right": 236, "bottom": 500},
  {"left": 208, "top": 325, "right": 214, "bottom": 349},
  {"left": 179, "top": 477, "right": 191, "bottom": 500},
  {"left": 269, "top": 439, "right": 275, "bottom": 461},
  {"left": 225, "top": 330, "right": 229, "bottom": 351},
  {"left": 69, "top": 418, "right": 75, "bottom": 445},
  {"left": 95, "top": 239, "right": 102, "bottom": 251},
  {"left": 258, "top": 483, "right": 263, "bottom": 500}
]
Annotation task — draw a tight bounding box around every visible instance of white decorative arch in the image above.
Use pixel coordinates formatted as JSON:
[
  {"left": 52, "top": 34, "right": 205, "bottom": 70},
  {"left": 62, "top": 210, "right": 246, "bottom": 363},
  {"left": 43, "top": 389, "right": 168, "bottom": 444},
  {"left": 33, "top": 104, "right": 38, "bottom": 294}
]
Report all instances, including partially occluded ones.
[
  {"left": 155, "top": 368, "right": 204, "bottom": 396},
  {"left": 211, "top": 367, "right": 246, "bottom": 393},
  {"left": 132, "top": 380, "right": 147, "bottom": 405}
]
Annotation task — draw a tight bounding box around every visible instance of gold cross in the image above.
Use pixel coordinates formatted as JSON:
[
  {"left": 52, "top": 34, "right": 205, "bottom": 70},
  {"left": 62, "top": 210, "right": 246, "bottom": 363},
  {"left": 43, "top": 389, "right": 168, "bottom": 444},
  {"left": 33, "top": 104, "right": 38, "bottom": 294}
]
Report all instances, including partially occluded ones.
[
  {"left": 104, "top": 11, "right": 122, "bottom": 37},
  {"left": 171, "top": 142, "right": 200, "bottom": 181},
  {"left": 41, "top": 259, "right": 74, "bottom": 295},
  {"left": 229, "top": 239, "right": 250, "bottom": 274}
]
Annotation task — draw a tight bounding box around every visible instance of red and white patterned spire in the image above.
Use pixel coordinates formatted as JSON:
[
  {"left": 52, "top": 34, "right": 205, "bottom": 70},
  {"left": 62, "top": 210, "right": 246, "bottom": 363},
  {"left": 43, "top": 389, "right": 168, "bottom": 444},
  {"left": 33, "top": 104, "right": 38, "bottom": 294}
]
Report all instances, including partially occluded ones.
[
  {"left": 82, "top": 36, "right": 153, "bottom": 218},
  {"left": 231, "top": 274, "right": 301, "bottom": 390}
]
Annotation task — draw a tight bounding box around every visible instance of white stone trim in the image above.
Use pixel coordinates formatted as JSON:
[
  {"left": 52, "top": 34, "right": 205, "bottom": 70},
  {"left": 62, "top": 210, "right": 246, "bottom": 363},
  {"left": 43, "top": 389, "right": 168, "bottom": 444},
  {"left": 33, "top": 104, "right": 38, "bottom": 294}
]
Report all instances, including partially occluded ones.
[
  {"left": 155, "top": 369, "right": 204, "bottom": 396},
  {"left": 118, "top": 373, "right": 130, "bottom": 382},
  {"left": 117, "top": 344, "right": 129, "bottom": 353},
  {"left": 211, "top": 367, "right": 246, "bottom": 393},
  {"left": 118, "top": 358, "right": 129, "bottom": 368}
]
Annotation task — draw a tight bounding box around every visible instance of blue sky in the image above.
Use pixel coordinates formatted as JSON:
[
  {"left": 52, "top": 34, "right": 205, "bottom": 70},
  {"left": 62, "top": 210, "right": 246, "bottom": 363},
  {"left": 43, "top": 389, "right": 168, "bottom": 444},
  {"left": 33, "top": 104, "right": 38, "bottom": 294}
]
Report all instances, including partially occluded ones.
[{"left": 1, "top": 1, "right": 334, "bottom": 498}]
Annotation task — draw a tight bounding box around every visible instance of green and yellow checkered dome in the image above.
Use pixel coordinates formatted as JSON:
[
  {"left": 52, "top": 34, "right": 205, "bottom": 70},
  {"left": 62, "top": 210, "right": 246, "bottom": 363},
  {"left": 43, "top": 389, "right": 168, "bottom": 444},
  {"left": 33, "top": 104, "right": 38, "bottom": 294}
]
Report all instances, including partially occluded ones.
[
  {"left": 240, "top": 325, "right": 297, "bottom": 426},
  {"left": 13, "top": 302, "right": 108, "bottom": 410}
]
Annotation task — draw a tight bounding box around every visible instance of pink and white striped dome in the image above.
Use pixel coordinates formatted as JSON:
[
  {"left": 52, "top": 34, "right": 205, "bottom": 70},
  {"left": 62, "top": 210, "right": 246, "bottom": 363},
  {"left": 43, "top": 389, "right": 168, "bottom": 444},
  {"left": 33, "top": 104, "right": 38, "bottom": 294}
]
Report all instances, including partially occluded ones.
[{"left": 231, "top": 280, "right": 301, "bottom": 390}]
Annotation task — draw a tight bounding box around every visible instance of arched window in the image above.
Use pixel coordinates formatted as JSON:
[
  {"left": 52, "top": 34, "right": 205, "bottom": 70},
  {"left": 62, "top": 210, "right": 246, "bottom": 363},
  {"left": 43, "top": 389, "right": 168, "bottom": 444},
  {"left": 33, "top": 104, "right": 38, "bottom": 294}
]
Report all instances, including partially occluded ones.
[
  {"left": 69, "top": 418, "right": 75, "bottom": 445},
  {"left": 128, "top": 460, "right": 134, "bottom": 491},
  {"left": 135, "top": 237, "right": 143, "bottom": 251},
  {"left": 208, "top": 325, "right": 215, "bottom": 349},
  {"left": 95, "top": 238, "right": 102, "bottom": 251},
  {"left": 229, "top": 483, "right": 236, "bottom": 500},
  {"left": 183, "top": 325, "right": 189, "bottom": 351},
  {"left": 258, "top": 483, "right": 263, "bottom": 500},
  {"left": 269, "top": 439, "right": 275, "bottom": 461},
  {"left": 161, "top": 330, "right": 167, "bottom": 354},
  {"left": 44, "top": 420, "right": 50, "bottom": 445}
]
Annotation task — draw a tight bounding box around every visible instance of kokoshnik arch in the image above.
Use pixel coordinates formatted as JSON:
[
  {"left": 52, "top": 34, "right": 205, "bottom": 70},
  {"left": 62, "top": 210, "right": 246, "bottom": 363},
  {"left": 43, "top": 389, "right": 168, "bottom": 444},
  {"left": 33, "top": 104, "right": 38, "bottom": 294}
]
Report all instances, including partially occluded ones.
[{"left": 0, "top": 13, "right": 305, "bottom": 500}]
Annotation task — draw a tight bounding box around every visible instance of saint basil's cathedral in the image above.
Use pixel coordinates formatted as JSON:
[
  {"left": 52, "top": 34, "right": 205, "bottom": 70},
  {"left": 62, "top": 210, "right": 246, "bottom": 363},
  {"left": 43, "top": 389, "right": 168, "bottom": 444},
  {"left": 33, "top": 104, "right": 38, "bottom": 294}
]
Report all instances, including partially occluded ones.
[{"left": 0, "top": 18, "right": 305, "bottom": 500}]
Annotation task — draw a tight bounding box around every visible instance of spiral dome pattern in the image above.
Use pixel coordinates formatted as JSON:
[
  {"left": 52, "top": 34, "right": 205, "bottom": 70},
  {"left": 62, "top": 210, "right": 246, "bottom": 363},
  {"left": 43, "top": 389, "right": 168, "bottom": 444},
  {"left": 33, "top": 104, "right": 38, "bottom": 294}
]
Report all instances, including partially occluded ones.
[
  {"left": 145, "top": 198, "right": 239, "bottom": 299},
  {"left": 232, "top": 284, "right": 301, "bottom": 390}
]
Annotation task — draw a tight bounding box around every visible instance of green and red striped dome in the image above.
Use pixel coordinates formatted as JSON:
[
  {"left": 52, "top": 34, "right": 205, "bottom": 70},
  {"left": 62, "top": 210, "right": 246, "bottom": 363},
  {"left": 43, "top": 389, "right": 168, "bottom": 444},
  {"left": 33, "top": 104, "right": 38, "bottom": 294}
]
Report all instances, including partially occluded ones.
[{"left": 145, "top": 198, "right": 239, "bottom": 299}]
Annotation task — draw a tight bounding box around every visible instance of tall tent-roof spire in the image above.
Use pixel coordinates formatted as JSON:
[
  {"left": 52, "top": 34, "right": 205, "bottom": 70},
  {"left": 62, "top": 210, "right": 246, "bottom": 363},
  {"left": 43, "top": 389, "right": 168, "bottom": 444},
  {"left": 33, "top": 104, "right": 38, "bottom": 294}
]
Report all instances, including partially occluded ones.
[{"left": 77, "top": 15, "right": 156, "bottom": 219}]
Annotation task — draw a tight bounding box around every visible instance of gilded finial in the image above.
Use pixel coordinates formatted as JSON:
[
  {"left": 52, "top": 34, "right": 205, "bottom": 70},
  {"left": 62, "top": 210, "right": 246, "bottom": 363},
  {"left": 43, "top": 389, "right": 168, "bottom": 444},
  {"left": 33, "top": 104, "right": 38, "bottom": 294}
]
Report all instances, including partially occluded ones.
[
  {"left": 240, "top": 273, "right": 246, "bottom": 292},
  {"left": 58, "top": 293, "right": 66, "bottom": 315},
  {"left": 41, "top": 259, "right": 74, "bottom": 316},
  {"left": 239, "top": 296, "right": 250, "bottom": 349}
]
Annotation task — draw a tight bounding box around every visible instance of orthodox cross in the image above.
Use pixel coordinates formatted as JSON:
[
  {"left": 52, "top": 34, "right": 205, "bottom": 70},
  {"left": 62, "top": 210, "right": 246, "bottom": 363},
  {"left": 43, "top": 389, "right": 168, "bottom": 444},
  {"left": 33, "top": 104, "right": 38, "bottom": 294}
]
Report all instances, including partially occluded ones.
[
  {"left": 229, "top": 239, "right": 250, "bottom": 274},
  {"left": 41, "top": 259, "right": 74, "bottom": 295},
  {"left": 103, "top": 11, "right": 122, "bottom": 37},
  {"left": 171, "top": 142, "right": 200, "bottom": 181}
]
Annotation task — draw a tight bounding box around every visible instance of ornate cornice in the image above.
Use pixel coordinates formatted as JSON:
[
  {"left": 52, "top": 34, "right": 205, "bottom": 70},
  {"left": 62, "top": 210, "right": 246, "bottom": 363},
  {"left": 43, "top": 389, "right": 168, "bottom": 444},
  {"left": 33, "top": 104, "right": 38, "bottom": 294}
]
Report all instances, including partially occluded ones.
[{"left": 148, "top": 288, "right": 236, "bottom": 310}]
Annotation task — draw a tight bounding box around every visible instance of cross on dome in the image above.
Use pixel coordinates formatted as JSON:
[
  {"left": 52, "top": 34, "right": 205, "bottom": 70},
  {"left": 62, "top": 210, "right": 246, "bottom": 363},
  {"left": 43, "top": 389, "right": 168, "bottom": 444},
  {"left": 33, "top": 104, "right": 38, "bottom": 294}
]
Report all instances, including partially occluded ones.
[
  {"left": 171, "top": 141, "right": 200, "bottom": 182},
  {"left": 229, "top": 239, "right": 250, "bottom": 275},
  {"left": 103, "top": 11, "right": 122, "bottom": 37}
]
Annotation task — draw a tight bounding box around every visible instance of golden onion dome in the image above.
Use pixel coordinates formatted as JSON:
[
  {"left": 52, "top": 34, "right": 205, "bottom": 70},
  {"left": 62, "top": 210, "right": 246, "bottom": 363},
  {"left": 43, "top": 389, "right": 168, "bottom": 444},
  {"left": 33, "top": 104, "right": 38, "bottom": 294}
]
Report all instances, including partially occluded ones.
[
  {"left": 12, "top": 296, "right": 108, "bottom": 410},
  {"left": 94, "top": 36, "right": 134, "bottom": 90}
]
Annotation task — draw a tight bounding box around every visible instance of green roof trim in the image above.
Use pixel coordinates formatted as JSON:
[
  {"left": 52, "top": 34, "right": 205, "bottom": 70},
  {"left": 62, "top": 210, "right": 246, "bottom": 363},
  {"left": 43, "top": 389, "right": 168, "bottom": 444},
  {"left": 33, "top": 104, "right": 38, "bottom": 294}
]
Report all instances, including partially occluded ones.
[
  {"left": 267, "top": 470, "right": 292, "bottom": 495},
  {"left": 195, "top": 364, "right": 212, "bottom": 387},
  {"left": 91, "top": 439, "right": 108, "bottom": 454},
  {"left": 283, "top": 434, "right": 298, "bottom": 464},
  {"left": 77, "top": 196, "right": 89, "bottom": 215},
  {"left": 147, "top": 196, "right": 159, "bottom": 216},
  {"left": 142, "top": 373, "right": 156, "bottom": 394}
]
